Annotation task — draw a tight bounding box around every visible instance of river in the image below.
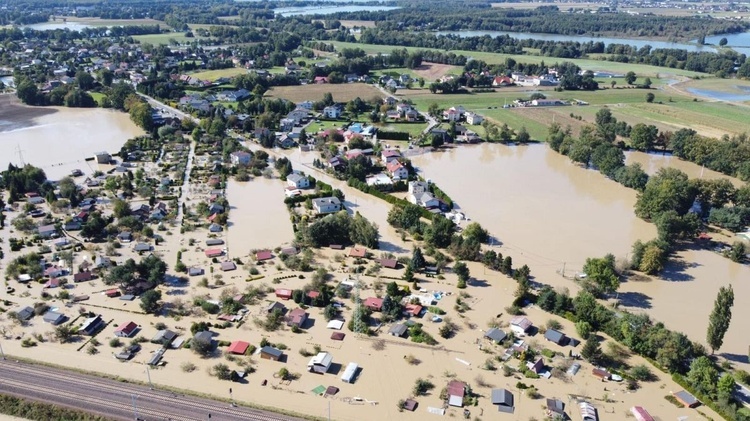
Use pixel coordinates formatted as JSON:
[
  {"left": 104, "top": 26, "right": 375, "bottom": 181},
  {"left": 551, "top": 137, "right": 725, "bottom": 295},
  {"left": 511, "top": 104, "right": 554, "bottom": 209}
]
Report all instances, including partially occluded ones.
[
  {"left": 411, "top": 143, "right": 749, "bottom": 370},
  {"left": 703, "top": 32, "right": 750, "bottom": 56},
  {"left": 0, "top": 99, "right": 144, "bottom": 180},
  {"left": 436, "top": 30, "right": 716, "bottom": 53}
]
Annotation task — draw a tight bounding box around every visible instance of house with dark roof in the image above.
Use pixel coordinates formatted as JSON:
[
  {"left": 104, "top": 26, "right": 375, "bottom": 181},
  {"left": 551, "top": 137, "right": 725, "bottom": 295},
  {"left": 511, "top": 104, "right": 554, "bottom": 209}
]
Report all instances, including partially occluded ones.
[
  {"left": 388, "top": 323, "right": 408, "bottom": 337},
  {"left": 527, "top": 357, "right": 545, "bottom": 375},
  {"left": 43, "top": 311, "right": 66, "bottom": 325},
  {"left": 193, "top": 331, "right": 214, "bottom": 347},
  {"left": 546, "top": 398, "right": 566, "bottom": 418},
  {"left": 74, "top": 271, "right": 93, "bottom": 283},
  {"left": 673, "top": 390, "right": 700, "bottom": 408},
  {"left": 16, "top": 306, "right": 34, "bottom": 322},
  {"left": 260, "top": 346, "right": 283, "bottom": 361},
  {"left": 544, "top": 328, "right": 568, "bottom": 345},
  {"left": 80, "top": 314, "right": 105, "bottom": 335},
  {"left": 491, "top": 388, "right": 514, "bottom": 413},
  {"left": 484, "top": 328, "right": 507, "bottom": 343},
  {"left": 152, "top": 329, "right": 177, "bottom": 345}
]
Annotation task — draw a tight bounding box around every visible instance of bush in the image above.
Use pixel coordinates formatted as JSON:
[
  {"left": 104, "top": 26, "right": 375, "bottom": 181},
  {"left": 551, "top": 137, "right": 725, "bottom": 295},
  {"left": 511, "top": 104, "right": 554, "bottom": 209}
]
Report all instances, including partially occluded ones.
[
  {"left": 547, "top": 319, "right": 562, "bottom": 331},
  {"left": 630, "top": 364, "right": 655, "bottom": 381},
  {"left": 109, "top": 338, "right": 122, "bottom": 348},
  {"left": 181, "top": 362, "right": 197, "bottom": 372},
  {"left": 413, "top": 378, "right": 434, "bottom": 396}
]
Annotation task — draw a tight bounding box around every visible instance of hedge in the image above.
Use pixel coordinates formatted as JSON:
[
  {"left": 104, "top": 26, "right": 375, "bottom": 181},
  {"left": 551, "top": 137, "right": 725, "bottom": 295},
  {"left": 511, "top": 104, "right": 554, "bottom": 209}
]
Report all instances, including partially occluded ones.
[
  {"left": 0, "top": 394, "right": 110, "bottom": 421},
  {"left": 377, "top": 131, "right": 410, "bottom": 141}
]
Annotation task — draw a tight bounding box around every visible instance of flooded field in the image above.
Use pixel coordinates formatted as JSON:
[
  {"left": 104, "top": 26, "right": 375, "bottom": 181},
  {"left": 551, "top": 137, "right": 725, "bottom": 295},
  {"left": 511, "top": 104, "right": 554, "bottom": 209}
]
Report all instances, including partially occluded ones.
[
  {"left": 226, "top": 177, "right": 295, "bottom": 252},
  {"left": 413, "top": 143, "right": 750, "bottom": 370},
  {"left": 0, "top": 96, "right": 144, "bottom": 179},
  {"left": 626, "top": 150, "right": 746, "bottom": 186},
  {"left": 412, "top": 143, "right": 657, "bottom": 278}
]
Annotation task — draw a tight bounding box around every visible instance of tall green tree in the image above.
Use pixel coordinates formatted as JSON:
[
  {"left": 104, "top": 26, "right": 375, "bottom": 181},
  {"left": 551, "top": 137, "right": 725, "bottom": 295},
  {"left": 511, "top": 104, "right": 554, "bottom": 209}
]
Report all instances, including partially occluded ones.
[{"left": 706, "top": 284, "right": 734, "bottom": 354}]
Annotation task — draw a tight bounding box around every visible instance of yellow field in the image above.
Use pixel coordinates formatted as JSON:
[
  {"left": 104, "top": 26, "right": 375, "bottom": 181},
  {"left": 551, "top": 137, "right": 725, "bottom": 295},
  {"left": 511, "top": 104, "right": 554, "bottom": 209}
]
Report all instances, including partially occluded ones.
[
  {"left": 189, "top": 68, "right": 248, "bottom": 81},
  {"left": 265, "top": 83, "right": 384, "bottom": 103}
]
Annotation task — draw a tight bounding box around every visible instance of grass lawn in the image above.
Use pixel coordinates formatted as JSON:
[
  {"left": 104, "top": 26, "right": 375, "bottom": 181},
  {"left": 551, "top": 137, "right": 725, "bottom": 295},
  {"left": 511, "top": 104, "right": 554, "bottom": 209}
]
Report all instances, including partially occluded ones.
[
  {"left": 89, "top": 92, "right": 106, "bottom": 106},
  {"left": 265, "top": 83, "right": 383, "bottom": 103},
  {"left": 378, "top": 122, "right": 428, "bottom": 137},
  {"left": 190, "top": 68, "right": 248, "bottom": 81},
  {"left": 679, "top": 77, "right": 750, "bottom": 93},
  {"left": 327, "top": 41, "right": 707, "bottom": 78},
  {"left": 306, "top": 120, "right": 350, "bottom": 135}
]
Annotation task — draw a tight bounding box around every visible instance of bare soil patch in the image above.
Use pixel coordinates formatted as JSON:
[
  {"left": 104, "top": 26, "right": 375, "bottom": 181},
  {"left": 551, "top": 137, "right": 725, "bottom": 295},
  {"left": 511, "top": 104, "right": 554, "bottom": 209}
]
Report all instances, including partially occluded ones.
[
  {"left": 265, "top": 83, "right": 383, "bottom": 103},
  {"left": 0, "top": 94, "right": 57, "bottom": 132},
  {"left": 411, "top": 63, "right": 459, "bottom": 81}
]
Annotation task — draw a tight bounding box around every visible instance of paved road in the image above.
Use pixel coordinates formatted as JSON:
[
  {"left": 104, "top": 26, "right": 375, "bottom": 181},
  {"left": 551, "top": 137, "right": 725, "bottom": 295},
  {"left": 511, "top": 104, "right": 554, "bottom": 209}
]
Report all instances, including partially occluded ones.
[
  {"left": 0, "top": 359, "right": 308, "bottom": 421},
  {"left": 137, "top": 93, "right": 199, "bottom": 124}
]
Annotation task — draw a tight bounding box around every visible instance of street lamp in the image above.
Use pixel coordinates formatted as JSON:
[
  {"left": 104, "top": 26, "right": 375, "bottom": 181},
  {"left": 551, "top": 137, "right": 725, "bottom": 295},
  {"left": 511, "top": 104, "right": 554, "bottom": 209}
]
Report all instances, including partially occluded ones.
[{"left": 0, "top": 340, "right": 6, "bottom": 360}]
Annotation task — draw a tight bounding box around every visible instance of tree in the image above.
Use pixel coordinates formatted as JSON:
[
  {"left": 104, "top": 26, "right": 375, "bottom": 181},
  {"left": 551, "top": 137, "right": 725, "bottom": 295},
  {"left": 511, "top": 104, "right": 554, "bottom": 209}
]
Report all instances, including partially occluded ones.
[
  {"left": 75, "top": 71, "right": 95, "bottom": 90},
  {"left": 581, "top": 336, "right": 602, "bottom": 362},
  {"left": 430, "top": 134, "right": 444, "bottom": 149},
  {"left": 635, "top": 168, "right": 694, "bottom": 220},
  {"left": 453, "top": 261, "right": 469, "bottom": 286},
  {"left": 706, "top": 285, "right": 734, "bottom": 354},
  {"left": 581, "top": 254, "right": 619, "bottom": 295},
  {"left": 140, "top": 290, "right": 162, "bottom": 314},
  {"left": 576, "top": 321, "right": 592, "bottom": 339},
  {"left": 629, "top": 124, "right": 658, "bottom": 151},
  {"left": 625, "top": 71, "right": 637, "bottom": 85},
  {"left": 403, "top": 265, "right": 414, "bottom": 282},
  {"left": 16, "top": 77, "right": 38, "bottom": 105},
  {"left": 717, "top": 373, "right": 735, "bottom": 401},
  {"left": 645, "top": 92, "right": 655, "bottom": 103},
  {"left": 463, "top": 222, "right": 489, "bottom": 244},
  {"left": 719, "top": 37, "right": 728, "bottom": 47},
  {"left": 642, "top": 77, "right": 652, "bottom": 88},
  {"left": 54, "top": 325, "right": 76, "bottom": 343},
  {"left": 639, "top": 243, "right": 666, "bottom": 274},
  {"left": 687, "top": 356, "right": 718, "bottom": 396},
  {"left": 516, "top": 126, "right": 530, "bottom": 144},
  {"left": 192, "top": 334, "right": 215, "bottom": 357},
  {"left": 411, "top": 247, "right": 425, "bottom": 270},
  {"left": 425, "top": 214, "right": 455, "bottom": 248}
]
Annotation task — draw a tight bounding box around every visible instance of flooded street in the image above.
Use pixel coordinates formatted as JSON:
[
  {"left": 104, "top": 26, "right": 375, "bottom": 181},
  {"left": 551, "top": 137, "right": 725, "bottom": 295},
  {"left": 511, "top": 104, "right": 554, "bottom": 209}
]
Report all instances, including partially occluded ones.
[
  {"left": 0, "top": 98, "right": 143, "bottom": 180},
  {"left": 225, "top": 177, "right": 295, "bottom": 253},
  {"left": 413, "top": 143, "right": 749, "bottom": 369}
]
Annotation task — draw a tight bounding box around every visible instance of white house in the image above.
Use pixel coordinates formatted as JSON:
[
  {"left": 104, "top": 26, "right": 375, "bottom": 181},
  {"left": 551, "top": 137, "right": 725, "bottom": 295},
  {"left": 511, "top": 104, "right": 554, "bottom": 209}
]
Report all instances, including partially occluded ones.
[
  {"left": 341, "top": 362, "right": 359, "bottom": 383},
  {"left": 308, "top": 352, "right": 333, "bottom": 374},
  {"left": 386, "top": 161, "right": 409, "bottom": 180},
  {"left": 323, "top": 105, "right": 342, "bottom": 119},
  {"left": 510, "top": 316, "right": 533, "bottom": 336},
  {"left": 443, "top": 108, "right": 461, "bottom": 122},
  {"left": 230, "top": 151, "right": 252, "bottom": 166},
  {"left": 465, "top": 112, "right": 484, "bottom": 125},
  {"left": 408, "top": 181, "right": 429, "bottom": 197},
  {"left": 312, "top": 197, "right": 342, "bottom": 215},
  {"left": 287, "top": 173, "right": 310, "bottom": 189},
  {"left": 366, "top": 173, "right": 393, "bottom": 188}
]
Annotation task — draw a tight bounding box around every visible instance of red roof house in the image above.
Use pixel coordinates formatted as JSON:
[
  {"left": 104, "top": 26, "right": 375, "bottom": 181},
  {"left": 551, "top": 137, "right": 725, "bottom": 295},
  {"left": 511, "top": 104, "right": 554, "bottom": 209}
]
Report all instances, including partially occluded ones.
[
  {"left": 349, "top": 247, "right": 367, "bottom": 258},
  {"left": 227, "top": 340, "right": 250, "bottom": 355},
  {"left": 205, "top": 248, "right": 223, "bottom": 258},
  {"left": 364, "top": 297, "right": 384, "bottom": 311},
  {"left": 287, "top": 308, "right": 309, "bottom": 328},
  {"left": 307, "top": 290, "right": 320, "bottom": 300},
  {"left": 114, "top": 321, "right": 139, "bottom": 338},
  {"left": 275, "top": 288, "right": 293, "bottom": 300},
  {"left": 256, "top": 250, "right": 273, "bottom": 261}
]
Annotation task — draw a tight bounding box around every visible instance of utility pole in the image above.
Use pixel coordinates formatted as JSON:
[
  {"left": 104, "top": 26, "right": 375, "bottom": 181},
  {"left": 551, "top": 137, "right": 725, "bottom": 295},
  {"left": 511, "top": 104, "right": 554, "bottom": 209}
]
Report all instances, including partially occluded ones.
[
  {"left": 131, "top": 394, "right": 139, "bottom": 421},
  {"left": 0, "top": 341, "right": 5, "bottom": 360},
  {"left": 145, "top": 365, "right": 153, "bottom": 390}
]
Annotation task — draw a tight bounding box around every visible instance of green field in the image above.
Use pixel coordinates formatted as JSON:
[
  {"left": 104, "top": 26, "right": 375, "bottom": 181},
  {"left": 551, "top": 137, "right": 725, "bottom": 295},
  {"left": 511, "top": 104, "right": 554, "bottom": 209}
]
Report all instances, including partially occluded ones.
[
  {"left": 189, "top": 68, "right": 247, "bottom": 80},
  {"left": 327, "top": 41, "right": 707, "bottom": 78}
]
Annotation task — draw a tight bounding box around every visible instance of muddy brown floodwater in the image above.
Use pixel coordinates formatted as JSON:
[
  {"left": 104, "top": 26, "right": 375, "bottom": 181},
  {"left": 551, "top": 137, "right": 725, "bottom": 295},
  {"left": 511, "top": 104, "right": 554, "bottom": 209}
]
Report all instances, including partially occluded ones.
[
  {"left": 412, "top": 143, "right": 750, "bottom": 370},
  {"left": 225, "top": 177, "right": 296, "bottom": 252},
  {"left": 0, "top": 96, "right": 144, "bottom": 180}
]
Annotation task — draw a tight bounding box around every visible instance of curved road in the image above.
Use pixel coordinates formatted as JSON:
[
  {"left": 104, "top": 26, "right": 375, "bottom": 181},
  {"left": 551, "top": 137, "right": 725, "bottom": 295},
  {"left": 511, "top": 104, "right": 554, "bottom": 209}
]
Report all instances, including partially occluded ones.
[{"left": 0, "top": 359, "right": 309, "bottom": 421}]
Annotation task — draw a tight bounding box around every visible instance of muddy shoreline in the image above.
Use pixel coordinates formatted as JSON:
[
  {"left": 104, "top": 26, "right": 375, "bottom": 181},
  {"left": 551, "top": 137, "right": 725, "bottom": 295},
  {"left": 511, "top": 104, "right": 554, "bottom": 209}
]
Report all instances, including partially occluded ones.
[{"left": 0, "top": 94, "right": 58, "bottom": 132}]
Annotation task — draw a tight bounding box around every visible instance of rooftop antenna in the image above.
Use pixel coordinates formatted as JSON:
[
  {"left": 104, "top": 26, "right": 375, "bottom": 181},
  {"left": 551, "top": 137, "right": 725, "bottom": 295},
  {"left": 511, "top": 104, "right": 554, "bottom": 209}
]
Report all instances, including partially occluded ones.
[{"left": 15, "top": 144, "right": 25, "bottom": 166}]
